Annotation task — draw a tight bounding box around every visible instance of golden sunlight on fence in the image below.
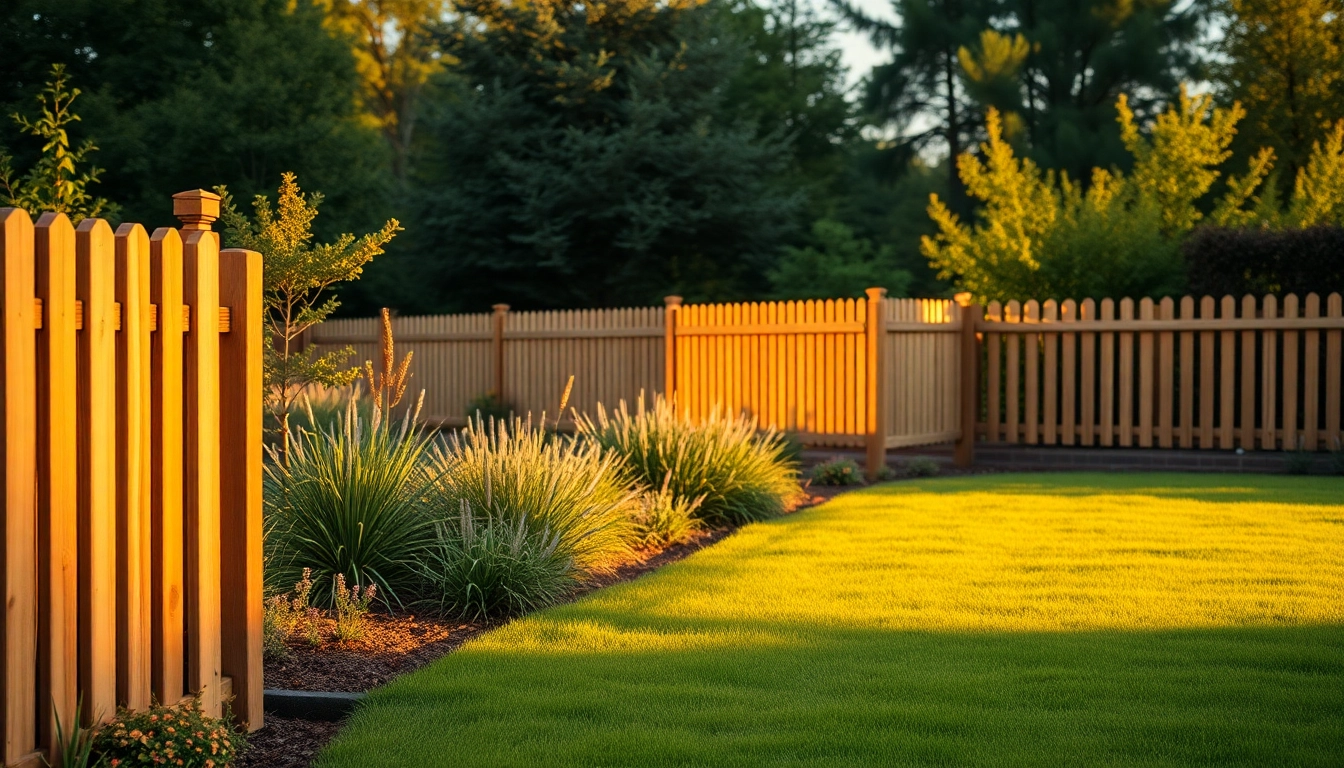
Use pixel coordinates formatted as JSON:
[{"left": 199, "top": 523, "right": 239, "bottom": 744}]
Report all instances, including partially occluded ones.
[
  {"left": 978, "top": 293, "right": 1344, "bottom": 450},
  {"left": 1, "top": 193, "right": 263, "bottom": 766}
]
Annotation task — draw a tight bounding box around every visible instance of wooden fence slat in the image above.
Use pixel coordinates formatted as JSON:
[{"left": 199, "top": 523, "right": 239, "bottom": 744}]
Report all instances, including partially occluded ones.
[
  {"left": 1024, "top": 300, "right": 1039, "bottom": 444},
  {"left": 1080, "top": 299, "right": 1096, "bottom": 446},
  {"left": 1282, "top": 294, "right": 1299, "bottom": 451},
  {"left": 1042, "top": 300, "right": 1058, "bottom": 444},
  {"left": 1200, "top": 296, "right": 1216, "bottom": 449},
  {"left": 1138, "top": 297, "right": 1154, "bottom": 447},
  {"left": 1179, "top": 296, "right": 1194, "bottom": 448},
  {"left": 1327, "top": 293, "right": 1342, "bottom": 446},
  {"left": 865, "top": 289, "right": 886, "bottom": 476},
  {"left": 1240, "top": 295, "right": 1257, "bottom": 449},
  {"left": 986, "top": 302, "right": 1001, "bottom": 441},
  {"left": 74, "top": 219, "right": 117, "bottom": 724},
  {"left": 219, "top": 249, "right": 263, "bottom": 730},
  {"left": 1220, "top": 296, "right": 1237, "bottom": 449},
  {"left": 1158, "top": 297, "right": 1174, "bottom": 448},
  {"left": 1, "top": 207, "right": 40, "bottom": 766},
  {"left": 183, "top": 229, "right": 222, "bottom": 717},
  {"left": 1100, "top": 299, "right": 1115, "bottom": 446},
  {"left": 1006, "top": 301, "right": 1020, "bottom": 444},
  {"left": 1303, "top": 294, "right": 1320, "bottom": 450},
  {"left": 35, "top": 213, "right": 79, "bottom": 761},
  {"left": 149, "top": 228, "right": 185, "bottom": 705},
  {"left": 1261, "top": 295, "right": 1278, "bottom": 449},
  {"left": 114, "top": 224, "right": 153, "bottom": 712},
  {"left": 1061, "top": 300, "right": 1076, "bottom": 446},
  {"left": 1118, "top": 298, "right": 1134, "bottom": 447}
]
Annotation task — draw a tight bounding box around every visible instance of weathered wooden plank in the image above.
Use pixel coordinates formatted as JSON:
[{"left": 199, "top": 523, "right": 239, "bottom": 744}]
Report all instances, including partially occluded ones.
[
  {"left": 1118, "top": 298, "right": 1134, "bottom": 447},
  {"left": 1178, "top": 296, "right": 1194, "bottom": 448},
  {"left": 1024, "top": 300, "right": 1040, "bottom": 444},
  {"left": 1060, "top": 299, "right": 1077, "bottom": 446},
  {"left": 1138, "top": 298, "right": 1154, "bottom": 448},
  {"left": 1100, "top": 299, "right": 1115, "bottom": 446},
  {"left": 1220, "top": 296, "right": 1237, "bottom": 449},
  {"left": 1282, "top": 294, "right": 1299, "bottom": 450},
  {"left": 1261, "top": 295, "right": 1278, "bottom": 449},
  {"left": 1158, "top": 297, "right": 1174, "bottom": 448},
  {"left": 1303, "top": 294, "right": 1320, "bottom": 450},
  {"left": 1080, "top": 299, "right": 1096, "bottom": 446},
  {"left": 1327, "top": 293, "right": 1342, "bottom": 446},
  {"left": 986, "top": 301, "right": 1001, "bottom": 442},
  {"left": 1240, "top": 295, "right": 1257, "bottom": 449},
  {"left": 1199, "top": 296, "right": 1216, "bottom": 449},
  {"left": 1042, "top": 300, "right": 1058, "bottom": 445},
  {"left": 1005, "top": 301, "right": 1020, "bottom": 444}
]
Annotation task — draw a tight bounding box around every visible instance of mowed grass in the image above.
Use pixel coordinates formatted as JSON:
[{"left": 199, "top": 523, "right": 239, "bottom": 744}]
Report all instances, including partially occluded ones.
[{"left": 317, "top": 473, "right": 1344, "bottom": 767}]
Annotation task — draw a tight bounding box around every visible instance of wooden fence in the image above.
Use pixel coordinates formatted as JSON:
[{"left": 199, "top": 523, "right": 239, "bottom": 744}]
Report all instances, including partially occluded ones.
[
  {"left": 1, "top": 192, "right": 263, "bottom": 766},
  {"left": 978, "top": 294, "right": 1344, "bottom": 450},
  {"left": 309, "top": 291, "right": 969, "bottom": 471}
]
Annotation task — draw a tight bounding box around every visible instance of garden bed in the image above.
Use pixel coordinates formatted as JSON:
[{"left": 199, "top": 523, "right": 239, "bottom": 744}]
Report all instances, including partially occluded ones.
[{"left": 242, "top": 487, "right": 837, "bottom": 766}]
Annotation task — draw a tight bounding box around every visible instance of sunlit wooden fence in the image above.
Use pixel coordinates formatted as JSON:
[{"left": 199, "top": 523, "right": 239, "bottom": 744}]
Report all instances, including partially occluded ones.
[
  {"left": 978, "top": 293, "right": 1344, "bottom": 450},
  {"left": 312, "top": 289, "right": 1344, "bottom": 464},
  {"left": 1, "top": 192, "right": 263, "bottom": 766}
]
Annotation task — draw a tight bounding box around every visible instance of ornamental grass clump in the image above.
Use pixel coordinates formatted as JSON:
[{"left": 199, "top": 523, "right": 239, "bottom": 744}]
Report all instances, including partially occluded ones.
[
  {"left": 632, "top": 475, "right": 703, "bottom": 548},
  {"left": 263, "top": 394, "right": 437, "bottom": 607},
  {"left": 419, "top": 415, "right": 638, "bottom": 617},
  {"left": 577, "top": 395, "right": 803, "bottom": 525}
]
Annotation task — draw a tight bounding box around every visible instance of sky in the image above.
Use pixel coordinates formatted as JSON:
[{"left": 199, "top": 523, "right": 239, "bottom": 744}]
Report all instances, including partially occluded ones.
[{"left": 823, "top": 0, "right": 897, "bottom": 85}]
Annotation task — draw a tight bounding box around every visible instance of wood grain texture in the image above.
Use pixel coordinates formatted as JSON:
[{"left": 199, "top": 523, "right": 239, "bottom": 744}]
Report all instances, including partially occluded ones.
[
  {"left": 149, "top": 227, "right": 185, "bottom": 705},
  {"left": 35, "top": 213, "right": 79, "bottom": 761},
  {"left": 75, "top": 219, "right": 117, "bottom": 724}
]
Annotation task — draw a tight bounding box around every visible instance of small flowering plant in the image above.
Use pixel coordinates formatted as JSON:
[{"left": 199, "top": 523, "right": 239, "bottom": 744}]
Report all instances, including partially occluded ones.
[
  {"left": 809, "top": 457, "right": 863, "bottom": 486},
  {"left": 90, "top": 696, "right": 242, "bottom": 768},
  {"left": 332, "top": 573, "right": 377, "bottom": 642}
]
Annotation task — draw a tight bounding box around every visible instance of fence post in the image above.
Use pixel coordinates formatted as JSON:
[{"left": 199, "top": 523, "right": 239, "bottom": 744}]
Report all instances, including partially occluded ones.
[
  {"left": 663, "top": 296, "right": 682, "bottom": 406},
  {"left": 865, "top": 287, "right": 887, "bottom": 480},
  {"left": 176, "top": 192, "right": 223, "bottom": 718},
  {"left": 955, "top": 293, "right": 980, "bottom": 467},
  {"left": 492, "top": 304, "right": 509, "bottom": 405},
  {"left": 218, "top": 248, "right": 263, "bottom": 731}
]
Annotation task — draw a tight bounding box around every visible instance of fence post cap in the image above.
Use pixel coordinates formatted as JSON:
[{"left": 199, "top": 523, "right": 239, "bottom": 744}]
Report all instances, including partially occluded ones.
[
  {"left": 864, "top": 286, "right": 887, "bottom": 300},
  {"left": 953, "top": 291, "right": 974, "bottom": 307},
  {"left": 664, "top": 295, "right": 683, "bottom": 307},
  {"left": 172, "top": 189, "right": 221, "bottom": 231},
  {"left": 492, "top": 303, "right": 510, "bottom": 314}
]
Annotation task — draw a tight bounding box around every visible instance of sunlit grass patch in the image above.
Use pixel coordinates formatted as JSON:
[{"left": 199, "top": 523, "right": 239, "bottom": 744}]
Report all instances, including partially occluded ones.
[{"left": 317, "top": 473, "right": 1344, "bottom": 767}]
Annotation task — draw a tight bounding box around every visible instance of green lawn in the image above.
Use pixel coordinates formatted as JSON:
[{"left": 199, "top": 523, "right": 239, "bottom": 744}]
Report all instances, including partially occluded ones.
[{"left": 316, "top": 473, "right": 1344, "bottom": 767}]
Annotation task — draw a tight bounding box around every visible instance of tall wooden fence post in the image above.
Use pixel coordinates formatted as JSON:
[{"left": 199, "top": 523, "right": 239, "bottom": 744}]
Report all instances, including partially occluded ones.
[
  {"left": 955, "top": 293, "right": 980, "bottom": 467},
  {"left": 864, "top": 287, "right": 887, "bottom": 480},
  {"left": 175, "top": 191, "right": 223, "bottom": 718},
  {"left": 219, "top": 248, "right": 263, "bottom": 731},
  {"left": 492, "top": 304, "right": 509, "bottom": 406},
  {"left": 663, "top": 296, "right": 682, "bottom": 406}
]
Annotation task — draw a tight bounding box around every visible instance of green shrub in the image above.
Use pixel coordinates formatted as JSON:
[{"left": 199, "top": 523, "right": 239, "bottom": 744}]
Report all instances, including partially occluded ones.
[
  {"left": 577, "top": 395, "right": 803, "bottom": 525},
  {"left": 264, "top": 396, "right": 438, "bottom": 606},
  {"left": 632, "top": 476, "right": 703, "bottom": 548},
  {"left": 418, "top": 506, "right": 577, "bottom": 620},
  {"left": 91, "top": 697, "right": 242, "bottom": 768},
  {"left": 424, "top": 415, "right": 638, "bottom": 585},
  {"left": 809, "top": 457, "right": 863, "bottom": 486},
  {"left": 466, "top": 392, "right": 513, "bottom": 422},
  {"left": 904, "top": 456, "right": 941, "bottom": 477},
  {"left": 777, "top": 430, "right": 805, "bottom": 466}
]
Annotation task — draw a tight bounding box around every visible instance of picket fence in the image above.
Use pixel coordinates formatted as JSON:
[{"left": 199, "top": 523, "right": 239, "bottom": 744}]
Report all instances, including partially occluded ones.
[
  {"left": 0, "top": 192, "right": 263, "bottom": 766},
  {"left": 312, "top": 289, "right": 1344, "bottom": 466},
  {"left": 979, "top": 293, "right": 1344, "bottom": 450}
]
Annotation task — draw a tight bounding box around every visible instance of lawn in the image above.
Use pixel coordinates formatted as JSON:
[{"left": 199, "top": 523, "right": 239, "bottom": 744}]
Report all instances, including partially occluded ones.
[{"left": 316, "top": 473, "right": 1344, "bottom": 767}]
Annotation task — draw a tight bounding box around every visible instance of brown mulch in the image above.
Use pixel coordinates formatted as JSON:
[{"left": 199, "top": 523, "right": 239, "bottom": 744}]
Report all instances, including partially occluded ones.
[{"left": 242, "top": 483, "right": 850, "bottom": 767}]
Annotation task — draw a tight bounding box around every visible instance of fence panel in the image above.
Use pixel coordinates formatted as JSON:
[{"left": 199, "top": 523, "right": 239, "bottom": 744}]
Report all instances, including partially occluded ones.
[
  {"left": 883, "top": 298, "right": 962, "bottom": 448},
  {"left": 977, "top": 292, "right": 1344, "bottom": 450},
  {"left": 1, "top": 194, "right": 263, "bottom": 763}
]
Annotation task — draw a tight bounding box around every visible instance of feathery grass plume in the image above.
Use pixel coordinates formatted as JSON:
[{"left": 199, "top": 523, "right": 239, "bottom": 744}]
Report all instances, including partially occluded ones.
[
  {"left": 263, "top": 391, "right": 436, "bottom": 606},
  {"left": 364, "top": 307, "right": 413, "bottom": 417},
  {"left": 419, "top": 500, "right": 577, "bottom": 620},
  {"left": 424, "top": 414, "right": 638, "bottom": 580},
  {"left": 576, "top": 393, "right": 803, "bottom": 525}
]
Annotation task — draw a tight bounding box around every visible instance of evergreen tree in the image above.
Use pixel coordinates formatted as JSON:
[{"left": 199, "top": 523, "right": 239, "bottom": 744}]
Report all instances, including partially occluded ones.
[{"left": 379, "top": 0, "right": 802, "bottom": 312}]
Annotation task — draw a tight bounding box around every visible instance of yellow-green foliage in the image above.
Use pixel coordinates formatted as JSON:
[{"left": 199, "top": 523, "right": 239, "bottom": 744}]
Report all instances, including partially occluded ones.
[
  {"left": 925, "top": 85, "right": 1344, "bottom": 303},
  {"left": 319, "top": 474, "right": 1344, "bottom": 767}
]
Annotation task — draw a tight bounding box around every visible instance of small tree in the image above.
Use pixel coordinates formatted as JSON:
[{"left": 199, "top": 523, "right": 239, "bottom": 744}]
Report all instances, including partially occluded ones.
[
  {"left": 217, "top": 173, "right": 400, "bottom": 450},
  {"left": 0, "top": 64, "right": 115, "bottom": 221}
]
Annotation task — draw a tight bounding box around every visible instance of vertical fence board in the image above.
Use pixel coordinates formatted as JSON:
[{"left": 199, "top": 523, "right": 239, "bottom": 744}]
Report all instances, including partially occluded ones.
[
  {"left": 149, "top": 229, "right": 185, "bottom": 705},
  {"left": 986, "top": 302, "right": 1001, "bottom": 441},
  {"left": 115, "top": 224, "right": 153, "bottom": 712},
  {"left": 35, "top": 213, "right": 79, "bottom": 759},
  {"left": 1138, "top": 298, "right": 1154, "bottom": 448},
  {"left": 1060, "top": 300, "right": 1076, "bottom": 446},
  {"left": 1261, "top": 295, "right": 1278, "bottom": 450},
  {"left": 1118, "top": 299, "right": 1134, "bottom": 447},
  {"left": 1, "top": 208, "right": 39, "bottom": 765},
  {"left": 183, "top": 230, "right": 222, "bottom": 717},
  {"left": 75, "top": 219, "right": 117, "bottom": 724},
  {"left": 219, "top": 249, "right": 263, "bottom": 730},
  {"left": 1327, "top": 293, "right": 1342, "bottom": 446},
  {"left": 1024, "top": 301, "right": 1039, "bottom": 444},
  {"left": 1100, "top": 299, "right": 1115, "bottom": 446},
  {"left": 1240, "top": 295, "right": 1257, "bottom": 449},
  {"left": 1157, "top": 298, "right": 1174, "bottom": 447},
  {"left": 1282, "top": 295, "right": 1299, "bottom": 450},
  {"left": 1080, "top": 299, "right": 1096, "bottom": 446},
  {"left": 1303, "top": 294, "right": 1320, "bottom": 450},
  {"left": 1219, "top": 296, "right": 1236, "bottom": 449},
  {"left": 1179, "top": 296, "right": 1195, "bottom": 448},
  {"left": 1005, "top": 301, "right": 1020, "bottom": 444},
  {"left": 1042, "top": 300, "right": 1058, "bottom": 444},
  {"left": 1199, "top": 296, "right": 1216, "bottom": 449}
]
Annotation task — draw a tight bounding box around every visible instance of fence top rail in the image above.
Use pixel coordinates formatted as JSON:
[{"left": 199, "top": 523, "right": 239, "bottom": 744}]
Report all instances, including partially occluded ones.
[{"left": 977, "top": 316, "right": 1344, "bottom": 332}]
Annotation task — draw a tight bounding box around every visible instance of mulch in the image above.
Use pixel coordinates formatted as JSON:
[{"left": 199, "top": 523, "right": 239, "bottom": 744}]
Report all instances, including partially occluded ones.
[{"left": 239, "top": 485, "right": 844, "bottom": 767}]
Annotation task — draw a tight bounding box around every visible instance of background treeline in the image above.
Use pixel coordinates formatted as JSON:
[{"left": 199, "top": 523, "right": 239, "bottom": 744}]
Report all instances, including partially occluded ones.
[{"left": 2, "top": 0, "right": 1341, "bottom": 312}]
